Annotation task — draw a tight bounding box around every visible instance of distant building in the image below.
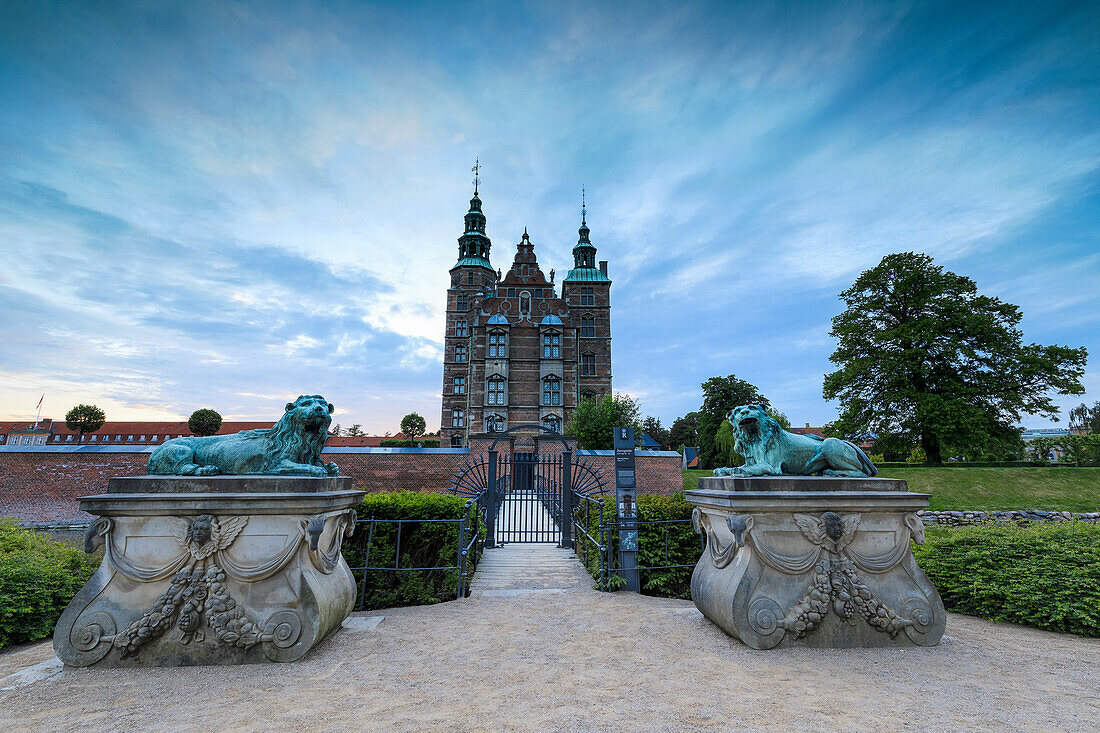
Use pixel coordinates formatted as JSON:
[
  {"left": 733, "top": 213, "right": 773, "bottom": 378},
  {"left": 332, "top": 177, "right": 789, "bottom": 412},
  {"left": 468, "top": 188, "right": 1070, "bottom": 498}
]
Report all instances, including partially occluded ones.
[
  {"left": 0, "top": 420, "right": 397, "bottom": 448},
  {"left": 440, "top": 180, "right": 612, "bottom": 447},
  {"left": 641, "top": 433, "right": 662, "bottom": 451},
  {"left": 682, "top": 446, "right": 700, "bottom": 470}
]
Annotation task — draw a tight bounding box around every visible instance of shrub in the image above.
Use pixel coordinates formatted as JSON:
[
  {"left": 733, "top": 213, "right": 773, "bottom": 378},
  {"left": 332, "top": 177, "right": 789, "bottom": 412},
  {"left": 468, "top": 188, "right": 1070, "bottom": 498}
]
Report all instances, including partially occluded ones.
[
  {"left": 378, "top": 439, "right": 440, "bottom": 448},
  {"left": 912, "top": 522, "right": 1100, "bottom": 636},
  {"left": 342, "top": 492, "right": 483, "bottom": 610},
  {"left": 0, "top": 517, "right": 99, "bottom": 649},
  {"left": 575, "top": 492, "right": 700, "bottom": 599}
]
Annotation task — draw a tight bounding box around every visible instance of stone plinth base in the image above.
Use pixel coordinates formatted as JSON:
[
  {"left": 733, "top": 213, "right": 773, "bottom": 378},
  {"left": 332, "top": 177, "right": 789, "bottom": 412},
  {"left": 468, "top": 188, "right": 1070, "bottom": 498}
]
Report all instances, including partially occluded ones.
[
  {"left": 54, "top": 476, "right": 365, "bottom": 667},
  {"left": 687, "top": 477, "right": 945, "bottom": 649}
]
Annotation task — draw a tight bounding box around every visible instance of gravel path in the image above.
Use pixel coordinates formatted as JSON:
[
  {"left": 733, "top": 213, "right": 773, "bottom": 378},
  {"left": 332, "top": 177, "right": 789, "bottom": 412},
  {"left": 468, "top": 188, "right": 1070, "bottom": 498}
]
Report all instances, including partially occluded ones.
[{"left": 2, "top": 545, "right": 1098, "bottom": 732}]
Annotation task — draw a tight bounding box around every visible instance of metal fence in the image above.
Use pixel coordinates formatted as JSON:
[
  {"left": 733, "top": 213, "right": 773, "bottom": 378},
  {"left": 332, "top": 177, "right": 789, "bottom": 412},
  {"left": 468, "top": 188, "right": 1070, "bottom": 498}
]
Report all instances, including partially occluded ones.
[
  {"left": 569, "top": 496, "right": 701, "bottom": 592},
  {"left": 346, "top": 492, "right": 488, "bottom": 610}
]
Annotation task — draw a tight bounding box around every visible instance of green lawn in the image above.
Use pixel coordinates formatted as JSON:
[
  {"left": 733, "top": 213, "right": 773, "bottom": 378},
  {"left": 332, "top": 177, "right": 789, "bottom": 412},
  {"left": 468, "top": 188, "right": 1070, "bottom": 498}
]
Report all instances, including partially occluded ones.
[{"left": 681, "top": 467, "right": 1100, "bottom": 512}]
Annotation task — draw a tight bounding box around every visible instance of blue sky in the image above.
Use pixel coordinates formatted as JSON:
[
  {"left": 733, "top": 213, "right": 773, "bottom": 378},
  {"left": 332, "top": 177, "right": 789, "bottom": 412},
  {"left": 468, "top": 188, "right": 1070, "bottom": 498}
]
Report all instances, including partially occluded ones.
[{"left": 1, "top": 0, "right": 1098, "bottom": 433}]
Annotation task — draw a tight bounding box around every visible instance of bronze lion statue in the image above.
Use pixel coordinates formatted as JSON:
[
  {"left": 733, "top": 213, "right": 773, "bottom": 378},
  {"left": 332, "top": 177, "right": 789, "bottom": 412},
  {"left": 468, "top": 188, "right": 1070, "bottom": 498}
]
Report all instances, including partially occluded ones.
[
  {"left": 713, "top": 404, "right": 876, "bottom": 478},
  {"left": 147, "top": 395, "right": 339, "bottom": 477}
]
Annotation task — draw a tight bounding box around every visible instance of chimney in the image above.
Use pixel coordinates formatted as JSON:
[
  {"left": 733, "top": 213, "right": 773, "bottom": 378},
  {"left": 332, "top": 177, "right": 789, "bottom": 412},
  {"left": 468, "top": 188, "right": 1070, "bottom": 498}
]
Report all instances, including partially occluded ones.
[
  {"left": 599, "top": 260, "right": 608, "bottom": 276},
  {"left": 805, "top": 423, "right": 810, "bottom": 429}
]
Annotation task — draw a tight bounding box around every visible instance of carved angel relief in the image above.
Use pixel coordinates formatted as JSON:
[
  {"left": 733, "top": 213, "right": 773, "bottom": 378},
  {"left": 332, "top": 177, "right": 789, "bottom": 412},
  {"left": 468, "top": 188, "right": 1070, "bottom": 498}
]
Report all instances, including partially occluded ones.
[
  {"left": 776, "top": 511, "right": 913, "bottom": 639},
  {"left": 113, "top": 514, "right": 265, "bottom": 655},
  {"left": 172, "top": 514, "right": 248, "bottom": 560}
]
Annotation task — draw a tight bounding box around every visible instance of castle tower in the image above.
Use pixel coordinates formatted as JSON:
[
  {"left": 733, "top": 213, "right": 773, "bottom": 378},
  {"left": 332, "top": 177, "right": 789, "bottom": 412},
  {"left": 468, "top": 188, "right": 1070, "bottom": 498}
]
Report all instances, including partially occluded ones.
[
  {"left": 441, "top": 177, "right": 497, "bottom": 447},
  {"left": 560, "top": 195, "right": 613, "bottom": 404}
]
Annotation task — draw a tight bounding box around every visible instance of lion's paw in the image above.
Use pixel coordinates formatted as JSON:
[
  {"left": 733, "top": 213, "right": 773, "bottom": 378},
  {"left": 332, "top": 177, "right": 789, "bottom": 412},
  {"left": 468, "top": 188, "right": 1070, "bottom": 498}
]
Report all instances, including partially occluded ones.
[
  {"left": 196, "top": 465, "right": 221, "bottom": 476},
  {"left": 324, "top": 462, "right": 339, "bottom": 476}
]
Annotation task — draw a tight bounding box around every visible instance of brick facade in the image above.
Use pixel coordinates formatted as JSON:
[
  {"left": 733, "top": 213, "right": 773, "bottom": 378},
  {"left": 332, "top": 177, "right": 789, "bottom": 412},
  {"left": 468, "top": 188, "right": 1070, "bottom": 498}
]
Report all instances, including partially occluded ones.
[
  {"left": 0, "top": 444, "right": 682, "bottom": 523},
  {"left": 441, "top": 188, "right": 612, "bottom": 447}
]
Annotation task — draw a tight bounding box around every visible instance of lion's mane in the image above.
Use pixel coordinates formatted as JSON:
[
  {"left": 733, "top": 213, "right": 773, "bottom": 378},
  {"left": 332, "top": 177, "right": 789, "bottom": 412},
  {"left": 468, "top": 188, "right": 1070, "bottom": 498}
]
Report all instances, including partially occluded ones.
[
  {"left": 260, "top": 395, "right": 331, "bottom": 471},
  {"left": 732, "top": 409, "right": 780, "bottom": 465}
]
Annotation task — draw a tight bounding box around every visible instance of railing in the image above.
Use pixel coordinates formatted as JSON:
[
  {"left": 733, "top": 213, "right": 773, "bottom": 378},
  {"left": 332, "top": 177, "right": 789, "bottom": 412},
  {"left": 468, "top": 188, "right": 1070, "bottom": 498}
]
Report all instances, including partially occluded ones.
[
  {"left": 570, "top": 492, "right": 607, "bottom": 588},
  {"left": 346, "top": 492, "right": 488, "bottom": 610},
  {"left": 572, "top": 511, "right": 702, "bottom": 594}
]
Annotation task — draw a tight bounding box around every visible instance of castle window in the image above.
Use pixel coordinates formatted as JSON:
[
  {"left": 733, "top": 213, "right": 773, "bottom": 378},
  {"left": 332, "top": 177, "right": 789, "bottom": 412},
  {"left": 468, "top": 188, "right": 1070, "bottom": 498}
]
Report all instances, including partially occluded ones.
[
  {"left": 542, "top": 377, "right": 561, "bottom": 406},
  {"left": 581, "top": 316, "right": 595, "bottom": 338},
  {"left": 451, "top": 409, "right": 465, "bottom": 428},
  {"left": 542, "top": 332, "right": 560, "bottom": 359},
  {"left": 453, "top": 375, "right": 466, "bottom": 394},
  {"left": 487, "top": 378, "right": 506, "bottom": 405},
  {"left": 66, "top": 435, "right": 73, "bottom": 442},
  {"left": 580, "top": 287, "right": 595, "bottom": 306},
  {"left": 485, "top": 414, "right": 504, "bottom": 433},
  {"left": 457, "top": 294, "right": 468, "bottom": 310},
  {"left": 543, "top": 415, "right": 561, "bottom": 434},
  {"left": 581, "top": 353, "right": 596, "bottom": 376},
  {"left": 455, "top": 320, "right": 468, "bottom": 337},
  {"left": 520, "top": 292, "right": 531, "bottom": 315},
  {"left": 455, "top": 345, "right": 467, "bottom": 363},
  {"left": 451, "top": 434, "right": 463, "bottom": 447},
  {"left": 467, "top": 272, "right": 475, "bottom": 285},
  {"left": 507, "top": 288, "right": 516, "bottom": 297},
  {"left": 487, "top": 332, "right": 507, "bottom": 358}
]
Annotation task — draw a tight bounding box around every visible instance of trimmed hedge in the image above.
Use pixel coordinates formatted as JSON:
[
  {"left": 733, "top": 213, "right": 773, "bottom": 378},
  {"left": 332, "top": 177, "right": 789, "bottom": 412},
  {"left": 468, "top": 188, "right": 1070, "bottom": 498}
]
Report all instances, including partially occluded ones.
[
  {"left": 0, "top": 517, "right": 99, "bottom": 649},
  {"left": 342, "top": 491, "right": 482, "bottom": 610},
  {"left": 576, "top": 493, "right": 698, "bottom": 598},
  {"left": 913, "top": 522, "right": 1100, "bottom": 636}
]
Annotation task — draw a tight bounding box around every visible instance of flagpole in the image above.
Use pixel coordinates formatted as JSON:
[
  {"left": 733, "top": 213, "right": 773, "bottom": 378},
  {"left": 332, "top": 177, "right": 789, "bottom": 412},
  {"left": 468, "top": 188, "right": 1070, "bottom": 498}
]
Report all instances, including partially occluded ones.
[{"left": 34, "top": 394, "right": 44, "bottom": 429}]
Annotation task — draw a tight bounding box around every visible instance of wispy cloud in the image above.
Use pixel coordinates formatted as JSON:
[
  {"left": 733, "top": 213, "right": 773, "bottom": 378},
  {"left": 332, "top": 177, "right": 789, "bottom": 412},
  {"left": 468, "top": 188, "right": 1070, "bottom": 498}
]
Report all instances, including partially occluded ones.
[{"left": 1, "top": 0, "right": 1097, "bottom": 430}]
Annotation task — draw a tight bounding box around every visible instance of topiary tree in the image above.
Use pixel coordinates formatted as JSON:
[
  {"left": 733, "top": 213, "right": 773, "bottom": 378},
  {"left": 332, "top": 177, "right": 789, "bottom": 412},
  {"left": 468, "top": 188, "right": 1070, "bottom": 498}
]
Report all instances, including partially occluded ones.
[
  {"left": 400, "top": 412, "right": 427, "bottom": 447},
  {"left": 187, "top": 408, "right": 222, "bottom": 436},
  {"left": 65, "top": 404, "right": 105, "bottom": 443}
]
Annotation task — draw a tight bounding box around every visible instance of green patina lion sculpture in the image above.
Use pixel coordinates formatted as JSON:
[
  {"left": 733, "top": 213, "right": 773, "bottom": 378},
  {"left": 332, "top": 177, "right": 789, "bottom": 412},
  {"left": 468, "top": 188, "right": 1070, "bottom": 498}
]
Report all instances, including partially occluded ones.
[
  {"left": 147, "top": 394, "right": 339, "bottom": 476},
  {"left": 713, "top": 404, "right": 876, "bottom": 478}
]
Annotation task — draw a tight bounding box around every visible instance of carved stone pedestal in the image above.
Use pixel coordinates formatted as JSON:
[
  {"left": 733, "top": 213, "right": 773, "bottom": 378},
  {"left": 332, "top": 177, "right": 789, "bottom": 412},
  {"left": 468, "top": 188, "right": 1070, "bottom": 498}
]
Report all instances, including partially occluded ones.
[
  {"left": 687, "top": 476, "right": 945, "bottom": 649},
  {"left": 54, "top": 476, "right": 365, "bottom": 667}
]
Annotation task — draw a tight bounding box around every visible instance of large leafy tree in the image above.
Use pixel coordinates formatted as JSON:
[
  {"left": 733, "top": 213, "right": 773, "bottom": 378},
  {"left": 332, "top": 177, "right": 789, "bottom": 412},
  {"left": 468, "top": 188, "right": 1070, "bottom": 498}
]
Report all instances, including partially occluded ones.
[
  {"left": 823, "top": 252, "right": 1087, "bottom": 464},
  {"left": 65, "top": 404, "right": 105, "bottom": 442},
  {"left": 668, "top": 412, "right": 700, "bottom": 450},
  {"left": 565, "top": 394, "right": 641, "bottom": 450},
  {"left": 697, "top": 375, "right": 768, "bottom": 469},
  {"left": 188, "top": 408, "right": 222, "bottom": 436},
  {"left": 400, "top": 412, "right": 427, "bottom": 446}
]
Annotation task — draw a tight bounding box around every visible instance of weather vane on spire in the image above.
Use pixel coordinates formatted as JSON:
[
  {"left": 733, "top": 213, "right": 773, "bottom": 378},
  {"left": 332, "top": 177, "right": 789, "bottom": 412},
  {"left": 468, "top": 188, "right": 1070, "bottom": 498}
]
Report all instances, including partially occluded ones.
[
  {"left": 472, "top": 158, "right": 480, "bottom": 194},
  {"left": 581, "top": 185, "right": 587, "bottom": 224}
]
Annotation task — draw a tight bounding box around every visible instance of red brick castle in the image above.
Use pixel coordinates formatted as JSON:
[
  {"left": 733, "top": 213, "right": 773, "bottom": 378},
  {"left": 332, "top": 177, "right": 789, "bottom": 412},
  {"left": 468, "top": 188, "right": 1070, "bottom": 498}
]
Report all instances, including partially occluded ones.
[{"left": 441, "top": 179, "right": 612, "bottom": 447}]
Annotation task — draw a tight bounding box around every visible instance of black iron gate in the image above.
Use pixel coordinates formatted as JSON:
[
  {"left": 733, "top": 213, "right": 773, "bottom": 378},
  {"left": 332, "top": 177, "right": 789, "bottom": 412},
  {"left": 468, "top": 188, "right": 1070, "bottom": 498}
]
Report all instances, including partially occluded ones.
[{"left": 449, "top": 426, "right": 608, "bottom": 547}]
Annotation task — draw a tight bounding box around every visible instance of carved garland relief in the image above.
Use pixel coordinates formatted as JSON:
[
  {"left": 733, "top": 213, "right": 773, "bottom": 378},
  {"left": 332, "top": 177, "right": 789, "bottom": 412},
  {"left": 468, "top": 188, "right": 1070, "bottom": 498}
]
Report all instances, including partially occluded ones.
[
  {"left": 694, "top": 508, "right": 935, "bottom": 643},
  {"left": 75, "top": 511, "right": 357, "bottom": 661}
]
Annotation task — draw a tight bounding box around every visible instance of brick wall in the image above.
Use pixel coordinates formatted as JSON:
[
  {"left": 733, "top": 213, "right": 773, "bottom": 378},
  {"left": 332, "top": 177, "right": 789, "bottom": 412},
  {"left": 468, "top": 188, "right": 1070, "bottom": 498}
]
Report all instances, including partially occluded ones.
[{"left": 0, "top": 444, "right": 682, "bottom": 523}]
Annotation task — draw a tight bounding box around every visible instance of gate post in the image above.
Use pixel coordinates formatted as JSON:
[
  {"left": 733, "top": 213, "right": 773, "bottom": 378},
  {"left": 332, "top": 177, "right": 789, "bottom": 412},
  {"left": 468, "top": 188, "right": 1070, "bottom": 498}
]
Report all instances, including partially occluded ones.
[
  {"left": 485, "top": 448, "right": 498, "bottom": 548},
  {"left": 559, "top": 450, "right": 573, "bottom": 549}
]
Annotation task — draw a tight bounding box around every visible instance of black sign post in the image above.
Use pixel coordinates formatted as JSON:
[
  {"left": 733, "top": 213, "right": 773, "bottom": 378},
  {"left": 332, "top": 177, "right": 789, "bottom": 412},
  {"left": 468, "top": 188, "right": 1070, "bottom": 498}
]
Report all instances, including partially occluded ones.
[{"left": 613, "top": 426, "right": 640, "bottom": 592}]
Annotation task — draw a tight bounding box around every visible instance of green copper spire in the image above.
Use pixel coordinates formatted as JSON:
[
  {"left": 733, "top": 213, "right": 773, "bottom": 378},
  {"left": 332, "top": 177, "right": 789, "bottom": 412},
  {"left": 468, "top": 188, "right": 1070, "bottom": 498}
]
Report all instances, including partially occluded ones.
[
  {"left": 453, "top": 161, "right": 493, "bottom": 271},
  {"left": 565, "top": 187, "right": 610, "bottom": 282}
]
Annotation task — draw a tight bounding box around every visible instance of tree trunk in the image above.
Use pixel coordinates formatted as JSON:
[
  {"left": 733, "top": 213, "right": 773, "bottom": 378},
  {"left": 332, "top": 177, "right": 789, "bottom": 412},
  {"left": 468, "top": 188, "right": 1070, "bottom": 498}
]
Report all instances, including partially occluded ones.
[{"left": 921, "top": 432, "right": 943, "bottom": 465}]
